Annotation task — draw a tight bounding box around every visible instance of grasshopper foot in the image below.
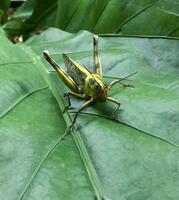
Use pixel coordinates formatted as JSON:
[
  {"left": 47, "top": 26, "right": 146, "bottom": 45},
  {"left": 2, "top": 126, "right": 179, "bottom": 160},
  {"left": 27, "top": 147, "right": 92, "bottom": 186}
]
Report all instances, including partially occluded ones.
[
  {"left": 64, "top": 126, "right": 73, "bottom": 135},
  {"left": 123, "top": 83, "right": 135, "bottom": 88},
  {"left": 111, "top": 114, "right": 118, "bottom": 121},
  {"left": 66, "top": 122, "right": 75, "bottom": 132},
  {"left": 111, "top": 113, "right": 120, "bottom": 123},
  {"left": 63, "top": 93, "right": 68, "bottom": 97},
  {"left": 63, "top": 106, "right": 73, "bottom": 113}
]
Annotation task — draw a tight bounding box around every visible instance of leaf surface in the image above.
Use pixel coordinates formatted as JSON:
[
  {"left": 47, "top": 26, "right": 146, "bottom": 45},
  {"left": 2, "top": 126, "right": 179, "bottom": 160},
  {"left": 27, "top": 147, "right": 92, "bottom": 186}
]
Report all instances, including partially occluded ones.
[
  {"left": 0, "top": 0, "right": 10, "bottom": 24},
  {"left": 0, "top": 29, "right": 94, "bottom": 200},
  {"left": 3, "top": 0, "right": 179, "bottom": 38},
  {"left": 26, "top": 28, "right": 179, "bottom": 199},
  {"left": 1, "top": 27, "right": 179, "bottom": 200}
]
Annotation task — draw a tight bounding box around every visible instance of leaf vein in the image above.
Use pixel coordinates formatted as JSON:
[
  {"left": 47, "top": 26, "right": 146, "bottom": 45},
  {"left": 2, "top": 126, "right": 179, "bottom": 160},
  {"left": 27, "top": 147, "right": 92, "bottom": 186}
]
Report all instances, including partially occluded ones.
[
  {"left": 116, "top": 1, "right": 159, "bottom": 33},
  {"left": 0, "top": 86, "right": 48, "bottom": 119},
  {"left": 17, "top": 132, "right": 68, "bottom": 200}
]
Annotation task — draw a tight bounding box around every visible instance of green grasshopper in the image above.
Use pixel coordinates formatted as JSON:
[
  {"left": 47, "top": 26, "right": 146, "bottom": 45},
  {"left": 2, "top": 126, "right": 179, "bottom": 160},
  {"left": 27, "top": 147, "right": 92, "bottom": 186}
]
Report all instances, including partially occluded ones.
[{"left": 43, "top": 35, "right": 136, "bottom": 129}]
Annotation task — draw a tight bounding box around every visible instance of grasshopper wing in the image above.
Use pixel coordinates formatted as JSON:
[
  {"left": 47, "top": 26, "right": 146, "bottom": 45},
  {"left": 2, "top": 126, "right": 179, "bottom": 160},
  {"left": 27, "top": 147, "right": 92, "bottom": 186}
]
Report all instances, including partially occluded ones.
[{"left": 62, "top": 53, "right": 89, "bottom": 87}]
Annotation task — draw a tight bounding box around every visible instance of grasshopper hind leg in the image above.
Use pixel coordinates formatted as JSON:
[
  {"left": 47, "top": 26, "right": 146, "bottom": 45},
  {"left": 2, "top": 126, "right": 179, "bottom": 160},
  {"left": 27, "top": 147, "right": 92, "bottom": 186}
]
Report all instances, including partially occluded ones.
[{"left": 93, "top": 35, "right": 102, "bottom": 77}]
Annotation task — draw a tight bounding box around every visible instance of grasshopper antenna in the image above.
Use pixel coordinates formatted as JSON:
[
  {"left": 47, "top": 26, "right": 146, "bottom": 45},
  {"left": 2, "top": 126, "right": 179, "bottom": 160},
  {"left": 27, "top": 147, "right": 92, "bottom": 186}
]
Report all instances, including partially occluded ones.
[
  {"left": 117, "top": 71, "right": 137, "bottom": 82},
  {"left": 107, "top": 72, "right": 137, "bottom": 90}
]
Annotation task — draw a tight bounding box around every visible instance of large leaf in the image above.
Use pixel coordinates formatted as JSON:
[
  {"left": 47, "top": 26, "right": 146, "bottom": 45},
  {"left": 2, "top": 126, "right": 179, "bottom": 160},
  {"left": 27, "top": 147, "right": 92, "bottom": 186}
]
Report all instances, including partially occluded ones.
[
  {"left": 0, "top": 29, "right": 94, "bottom": 200},
  {"left": 27, "top": 28, "right": 179, "bottom": 145},
  {"left": 0, "top": 0, "right": 10, "bottom": 24},
  {"left": 1, "top": 27, "right": 179, "bottom": 200},
  {"left": 26, "top": 28, "right": 179, "bottom": 199},
  {"left": 3, "top": 0, "right": 57, "bottom": 38},
  {"left": 3, "top": 0, "right": 179, "bottom": 38}
]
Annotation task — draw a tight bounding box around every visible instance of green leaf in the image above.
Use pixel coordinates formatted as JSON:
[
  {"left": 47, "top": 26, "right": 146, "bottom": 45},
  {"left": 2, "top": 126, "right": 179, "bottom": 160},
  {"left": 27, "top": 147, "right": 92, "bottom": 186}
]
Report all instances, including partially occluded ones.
[
  {"left": 0, "top": 29, "right": 95, "bottom": 200},
  {"left": 3, "top": 0, "right": 57, "bottom": 38},
  {"left": 3, "top": 0, "right": 179, "bottom": 38},
  {"left": 27, "top": 28, "right": 179, "bottom": 146},
  {"left": 0, "top": 0, "right": 10, "bottom": 24},
  {"left": 47, "top": 0, "right": 179, "bottom": 37},
  {"left": 1, "top": 27, "right": 179, "bottom": 199},
  {"left": 27, "top": 28, "right": 179, "bottom": 199}
]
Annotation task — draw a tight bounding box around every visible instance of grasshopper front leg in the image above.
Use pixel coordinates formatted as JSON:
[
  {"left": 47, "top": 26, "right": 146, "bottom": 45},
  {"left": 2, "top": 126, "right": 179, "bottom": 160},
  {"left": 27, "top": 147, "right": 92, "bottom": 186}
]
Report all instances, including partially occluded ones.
[
  {"left": 63, "top": 91, "right": 89, "bottom": 113},
  {"left": 107, "top": 97, "right": 121, "bottom": 119}
]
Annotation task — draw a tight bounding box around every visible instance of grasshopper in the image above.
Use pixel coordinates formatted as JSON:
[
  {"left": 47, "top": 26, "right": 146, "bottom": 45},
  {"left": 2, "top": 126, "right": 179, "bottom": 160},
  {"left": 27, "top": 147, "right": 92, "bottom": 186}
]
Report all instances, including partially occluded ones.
[{"left": 43, "top": 35, "right": 136, "bottom": 129}]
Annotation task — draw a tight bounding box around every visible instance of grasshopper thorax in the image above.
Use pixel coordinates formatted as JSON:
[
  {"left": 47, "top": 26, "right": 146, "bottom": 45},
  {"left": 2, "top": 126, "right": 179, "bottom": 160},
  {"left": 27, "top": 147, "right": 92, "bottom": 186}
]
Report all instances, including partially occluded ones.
[{"left": 88, "top": 75, "right": 108, "bottom": 101}]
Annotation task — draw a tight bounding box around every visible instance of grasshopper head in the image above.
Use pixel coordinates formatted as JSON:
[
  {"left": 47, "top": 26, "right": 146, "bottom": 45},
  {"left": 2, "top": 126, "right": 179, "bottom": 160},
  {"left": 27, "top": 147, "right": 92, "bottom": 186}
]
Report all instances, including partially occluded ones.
[{"left": 94, "top": 82, "right": 108, "bottom": 101}]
